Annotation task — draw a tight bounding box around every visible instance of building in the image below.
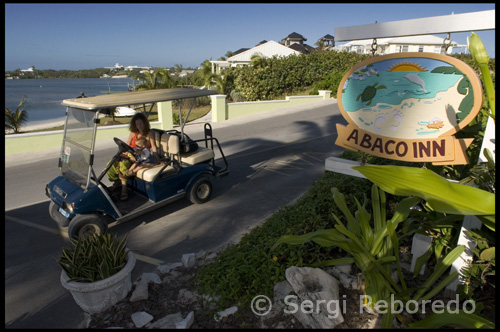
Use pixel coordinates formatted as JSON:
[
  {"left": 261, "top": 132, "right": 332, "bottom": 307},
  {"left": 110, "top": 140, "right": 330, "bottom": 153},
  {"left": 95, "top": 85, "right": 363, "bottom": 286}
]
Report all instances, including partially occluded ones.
[
  {"left": 334, "top": 34, "right": 466, "bottom": 55},
  {"left": 104, "top": 63, "right": 152, "bottom": 71},
  {"left": 210, "top": 32, "right": 316, "bottom": 74},
  {"left": 318, "top": 34, "right": 335, "bottom": 51},
  {"left": 21, "top": 66, "right": 35, "bottom": 73}
]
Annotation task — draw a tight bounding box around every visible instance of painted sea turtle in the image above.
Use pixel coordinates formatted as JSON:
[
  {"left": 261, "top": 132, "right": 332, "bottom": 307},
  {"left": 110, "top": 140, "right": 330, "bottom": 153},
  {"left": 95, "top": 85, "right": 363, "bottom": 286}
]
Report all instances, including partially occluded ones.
[{"left": 356, "top": 82, "right": 386, "bottom": 106}]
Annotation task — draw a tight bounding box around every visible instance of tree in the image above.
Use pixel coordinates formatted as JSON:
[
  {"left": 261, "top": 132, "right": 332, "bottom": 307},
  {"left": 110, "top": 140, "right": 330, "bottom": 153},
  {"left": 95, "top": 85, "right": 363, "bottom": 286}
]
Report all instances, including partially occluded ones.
[
  {"left": 5, "top": 97, "right": 29, "bottom": 133},
  {"left": 250, "top": 53, "right": 267, "bottom": 68},
  {"left": 133, "top": 68, "right": 175, "bottom": 90},
  {"left": 197, "top": 60, "right": 217, "bottom": 90}
]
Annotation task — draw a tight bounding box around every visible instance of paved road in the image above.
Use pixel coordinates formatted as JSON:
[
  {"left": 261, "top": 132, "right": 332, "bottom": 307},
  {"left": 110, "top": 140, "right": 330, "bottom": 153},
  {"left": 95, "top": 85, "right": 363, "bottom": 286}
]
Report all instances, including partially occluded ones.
[{"left": 5, "top": 98, "right": 346, "bottom": 328}]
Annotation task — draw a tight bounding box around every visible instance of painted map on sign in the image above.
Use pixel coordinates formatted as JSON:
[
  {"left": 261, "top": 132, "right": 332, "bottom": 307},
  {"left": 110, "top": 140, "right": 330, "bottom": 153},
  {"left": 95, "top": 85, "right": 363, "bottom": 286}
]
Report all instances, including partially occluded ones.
[{"left": 339, "top": 54, "right": 479, "bottom": 140}]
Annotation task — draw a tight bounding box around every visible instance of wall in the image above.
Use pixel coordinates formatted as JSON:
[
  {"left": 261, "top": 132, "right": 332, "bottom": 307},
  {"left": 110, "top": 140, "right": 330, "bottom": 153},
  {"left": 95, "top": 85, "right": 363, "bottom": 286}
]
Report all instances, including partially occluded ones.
[
  {"left": 5, "top": 91, "right": 331, "bottom": 156},
  {"left": 210, "top": 90, "right": 331, "bottom": 122}
]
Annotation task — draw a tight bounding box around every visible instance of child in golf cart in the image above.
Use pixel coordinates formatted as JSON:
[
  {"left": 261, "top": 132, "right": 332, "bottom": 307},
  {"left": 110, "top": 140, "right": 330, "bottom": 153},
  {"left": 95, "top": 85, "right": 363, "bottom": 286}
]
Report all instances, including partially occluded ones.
[{"left": 124, "top": 136, "right": 156, "bottom": 177}]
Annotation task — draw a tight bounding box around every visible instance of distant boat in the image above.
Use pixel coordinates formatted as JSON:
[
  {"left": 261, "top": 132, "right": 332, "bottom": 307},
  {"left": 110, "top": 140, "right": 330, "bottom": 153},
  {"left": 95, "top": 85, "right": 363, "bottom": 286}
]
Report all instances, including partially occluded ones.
[{"left": 115, "top": 106, "right": 139, "bottom": 117}]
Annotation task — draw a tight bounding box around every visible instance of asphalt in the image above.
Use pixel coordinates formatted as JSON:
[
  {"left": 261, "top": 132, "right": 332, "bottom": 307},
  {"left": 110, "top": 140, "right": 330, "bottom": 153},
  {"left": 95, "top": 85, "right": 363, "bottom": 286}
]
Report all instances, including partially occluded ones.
[{"left": 5, "top": 98, "right": 341, "bottom": 329}]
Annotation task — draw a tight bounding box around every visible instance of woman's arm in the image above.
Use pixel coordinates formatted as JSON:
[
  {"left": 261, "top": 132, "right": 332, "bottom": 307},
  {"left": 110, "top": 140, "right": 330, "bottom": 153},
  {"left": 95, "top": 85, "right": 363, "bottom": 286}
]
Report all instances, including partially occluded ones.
[
  {"left": 126, "top": 132, "right": 135, "bottom": 146},
  {"left": 148, "top": 134, "right": 160, "bottom": 164}
]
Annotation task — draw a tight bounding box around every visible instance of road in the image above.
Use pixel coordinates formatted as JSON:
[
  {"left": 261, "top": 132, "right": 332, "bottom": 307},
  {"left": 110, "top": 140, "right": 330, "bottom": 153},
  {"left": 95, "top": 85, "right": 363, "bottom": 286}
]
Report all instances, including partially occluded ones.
[{"left": 5, "top": 98, "right": 347, "bottom": 328}]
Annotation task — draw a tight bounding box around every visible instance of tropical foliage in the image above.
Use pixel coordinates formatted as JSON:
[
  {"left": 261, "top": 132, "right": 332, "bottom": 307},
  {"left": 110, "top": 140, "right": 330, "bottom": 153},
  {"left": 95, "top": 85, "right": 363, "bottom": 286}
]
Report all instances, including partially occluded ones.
[
  {"left": 5, "top": 97, "right": 29, "bottom": 133},
  {"left": 57, "top": 233, "right": 129, "bottom": 283}
]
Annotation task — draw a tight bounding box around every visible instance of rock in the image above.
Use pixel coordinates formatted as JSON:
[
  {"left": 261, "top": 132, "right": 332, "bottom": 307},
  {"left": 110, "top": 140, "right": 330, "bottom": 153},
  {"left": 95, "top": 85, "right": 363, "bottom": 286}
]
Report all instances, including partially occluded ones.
[
  {"left": 141, "top": 272, "right": 162, "bottom": 284},
  {"left": 157, "top": 264, "right": 171, "bottom": 275},
  {"left": 285, "top": 266, "right": 344, "bottom": 328},
  {"left": 178, "top": 288, "right": 198, "bottom": 304},
  {"left": 205, "top": 252, "right": 217, "bottom": 261},
  {"left": 195, "top": 250, "right": 206, "bottom": 259},
  {"left": 131, "top": 311, "right": 153, "bottom": 328},
  {"left": 130, "top": 279, "right": 149, "bottom": 302},
  {"left": 273, "top": 280, "right": 294, "bottom": 308},
  {"left": 175, "top": 311, "right": 195, "bottom": 329},
  {"left": 182, "top": 253, "right": 196, "bottom": 268},
  {"left": 214, "top": 306, "right": 238, "bottom": 322},
  {"left": 325, "top": 265, "right": 362, "bottom": 290},
  {"left": 169, "top": 262, "right": 184, "bottom": 270},
  {"left": 148, "top": 312, "right": 183, "bottom": 329}
]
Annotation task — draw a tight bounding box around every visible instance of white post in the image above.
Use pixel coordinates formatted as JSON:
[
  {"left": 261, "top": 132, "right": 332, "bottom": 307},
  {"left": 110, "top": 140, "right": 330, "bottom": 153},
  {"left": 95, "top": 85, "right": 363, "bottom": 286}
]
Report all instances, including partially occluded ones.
[{"left": 444, "top": 116, "right": 495, "bottom": 297}]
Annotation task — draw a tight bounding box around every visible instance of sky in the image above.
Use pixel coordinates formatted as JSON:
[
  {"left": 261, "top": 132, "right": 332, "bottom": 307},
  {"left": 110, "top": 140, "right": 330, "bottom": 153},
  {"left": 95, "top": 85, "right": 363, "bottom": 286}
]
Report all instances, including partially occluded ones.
[{"left": 4, "top": 3, "right": 496, "bottom": 71}]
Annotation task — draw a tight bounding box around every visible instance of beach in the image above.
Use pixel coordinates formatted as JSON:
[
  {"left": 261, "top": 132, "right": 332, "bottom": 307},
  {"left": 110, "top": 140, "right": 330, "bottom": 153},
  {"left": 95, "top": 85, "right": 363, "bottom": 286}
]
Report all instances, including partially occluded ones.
[{"left": 347, "top": 80, "right": 464, "bottom": 139}]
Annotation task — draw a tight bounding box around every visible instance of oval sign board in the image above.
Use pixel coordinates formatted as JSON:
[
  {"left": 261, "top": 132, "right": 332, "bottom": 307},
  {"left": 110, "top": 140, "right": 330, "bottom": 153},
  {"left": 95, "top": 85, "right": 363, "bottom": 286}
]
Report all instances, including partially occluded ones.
[{"left": 335, "top": 52, "right": 483, "bottom": 165}]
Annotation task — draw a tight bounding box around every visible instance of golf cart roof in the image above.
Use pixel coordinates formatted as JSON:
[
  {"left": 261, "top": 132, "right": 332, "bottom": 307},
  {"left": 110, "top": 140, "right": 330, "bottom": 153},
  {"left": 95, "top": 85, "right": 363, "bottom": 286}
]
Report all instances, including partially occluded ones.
[{"left": 62, "top": 88, "right": 219, "bottom": 110}]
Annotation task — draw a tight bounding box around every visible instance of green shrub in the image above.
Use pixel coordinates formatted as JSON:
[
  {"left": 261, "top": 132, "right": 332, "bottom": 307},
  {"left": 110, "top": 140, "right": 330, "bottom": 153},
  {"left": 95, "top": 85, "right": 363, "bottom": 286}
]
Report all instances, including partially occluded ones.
[{"left": 57, "top": 233, "right": 129, "bottom": 283}]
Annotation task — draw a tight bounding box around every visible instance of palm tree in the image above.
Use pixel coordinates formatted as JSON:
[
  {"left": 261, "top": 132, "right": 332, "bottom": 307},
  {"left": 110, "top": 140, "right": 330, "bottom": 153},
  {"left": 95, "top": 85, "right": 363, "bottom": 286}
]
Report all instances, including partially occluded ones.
[
  {"left": 250, "top": 53, "right": 268, "bottom": 68},
  {"left": 5, "top": 97, "right": 29, "bottom": 133},
  {"left": 133, "top": 68, "right": 175, "bottom": 91},
  {"left": 314, "top": 40, "right": 327, "bottom": 52},
  {"left": 197, "top": 60, "right": 217, "bottom": 90}
]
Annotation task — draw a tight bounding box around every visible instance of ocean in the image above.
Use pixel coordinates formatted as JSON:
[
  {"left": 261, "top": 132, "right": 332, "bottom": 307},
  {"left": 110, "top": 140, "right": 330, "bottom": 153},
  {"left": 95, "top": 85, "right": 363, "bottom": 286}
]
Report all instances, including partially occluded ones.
[{"left": 4, "top": 77, "right": 137, "bottom": 127}]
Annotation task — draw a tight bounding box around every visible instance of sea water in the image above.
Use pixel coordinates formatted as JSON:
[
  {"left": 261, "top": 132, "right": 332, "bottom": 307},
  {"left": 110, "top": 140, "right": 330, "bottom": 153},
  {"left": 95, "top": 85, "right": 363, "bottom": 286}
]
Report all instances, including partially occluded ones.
[
  {"left": 341, "top": 71, "right": 462, "bottom": 112},
  {"left": 4, "top": 77, "right": 136, "bottom": 127}
]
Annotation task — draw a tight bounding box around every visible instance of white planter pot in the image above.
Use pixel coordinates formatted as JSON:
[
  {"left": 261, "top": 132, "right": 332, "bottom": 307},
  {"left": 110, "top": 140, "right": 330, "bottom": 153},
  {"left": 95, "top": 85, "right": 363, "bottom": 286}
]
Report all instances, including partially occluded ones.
[{"left": 60, "top": 250, "right": 136, "bottom": 314}]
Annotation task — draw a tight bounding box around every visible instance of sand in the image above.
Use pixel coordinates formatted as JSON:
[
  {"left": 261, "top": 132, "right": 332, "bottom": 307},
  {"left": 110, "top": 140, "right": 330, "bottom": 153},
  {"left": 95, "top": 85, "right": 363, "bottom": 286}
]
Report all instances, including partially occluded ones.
[
  {"left": 347, "top": 80, "right": 465, "bottom": 139},
  {"left": 19, "top": 120, "right": 67, "bottom": 132}
]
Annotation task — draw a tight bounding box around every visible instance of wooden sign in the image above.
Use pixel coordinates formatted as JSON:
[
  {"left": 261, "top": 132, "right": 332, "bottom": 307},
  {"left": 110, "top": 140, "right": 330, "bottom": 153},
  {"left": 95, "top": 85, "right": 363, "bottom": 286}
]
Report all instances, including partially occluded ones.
[{"left": 335, "top": 52, "right": 483, "bottom": 165}]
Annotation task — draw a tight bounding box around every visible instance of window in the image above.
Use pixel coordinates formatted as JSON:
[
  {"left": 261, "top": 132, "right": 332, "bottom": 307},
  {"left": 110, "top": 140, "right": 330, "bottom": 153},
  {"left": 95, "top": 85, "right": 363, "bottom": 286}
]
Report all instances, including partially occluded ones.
[
  {"left": 418, "top": 46, "right": 424, "bottom": 52},
  {"left": 397, "top": 45, "right": 409, "bottom": 53},
  {"left": 434, "top": 46, "right": 445, "bottom": 54}
]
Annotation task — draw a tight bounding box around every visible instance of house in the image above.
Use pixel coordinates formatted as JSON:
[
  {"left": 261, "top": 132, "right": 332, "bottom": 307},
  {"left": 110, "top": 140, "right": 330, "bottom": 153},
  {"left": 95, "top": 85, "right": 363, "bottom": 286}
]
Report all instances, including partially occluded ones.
[
  {"left": 281, "top": 32, "right": 316, "bottom": 54},
  {"left": 211, "top": 40, "right": 303, "bottom": 74},
  {"left": 21, "top": 66, "right": 35, "bottom": 73},
  {"left": 334, "top": 34, "right": 466, "bottom": 55},
  {"left": 210, "top": 32, "right": 317, "bottom": 74},
  {"left": 318, "top": 34, "right": 335, "bottom": 50}
]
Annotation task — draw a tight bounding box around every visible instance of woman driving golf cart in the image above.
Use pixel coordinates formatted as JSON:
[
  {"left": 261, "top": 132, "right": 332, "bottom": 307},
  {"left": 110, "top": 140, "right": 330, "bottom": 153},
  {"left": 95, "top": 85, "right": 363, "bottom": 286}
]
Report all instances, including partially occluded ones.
[{"left": 107, "top": 113, "right": 160, "bottom": 200}]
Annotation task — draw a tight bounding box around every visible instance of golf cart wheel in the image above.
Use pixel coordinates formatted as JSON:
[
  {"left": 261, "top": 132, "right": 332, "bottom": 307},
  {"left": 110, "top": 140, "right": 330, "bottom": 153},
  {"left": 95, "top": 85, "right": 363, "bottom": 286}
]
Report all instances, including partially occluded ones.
[
  {"left": 188, "top": 176, "right": 213, "bottom": 204},
  {"left": 49, "top": 201, "right": 69, "bottom": 227},
  {"left": 68, "top": 214, "right": 107, "bottom": 240}
]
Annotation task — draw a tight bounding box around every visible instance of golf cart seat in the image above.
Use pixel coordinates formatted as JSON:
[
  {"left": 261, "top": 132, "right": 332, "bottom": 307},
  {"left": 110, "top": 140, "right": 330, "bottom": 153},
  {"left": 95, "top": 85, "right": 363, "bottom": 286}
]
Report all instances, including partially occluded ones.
[
  {"left": 135, "top": 133, "right": 180, "bottom": 182},
  {"left": 135, "top": 132, "right": 214, "bottom": 182},
  {"left": 178, "top": 146, "right": 215, "bottom": 166}
]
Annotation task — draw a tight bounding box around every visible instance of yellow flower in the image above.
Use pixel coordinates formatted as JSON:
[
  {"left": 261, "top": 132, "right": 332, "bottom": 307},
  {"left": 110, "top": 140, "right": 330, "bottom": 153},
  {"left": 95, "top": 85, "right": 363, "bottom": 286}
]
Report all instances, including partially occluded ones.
[
  {"left": 273, "top": 256, "right": 278, "bottom": 262},
  {"left": 467, "top": 32, "right": 489, "bottom": 65}
]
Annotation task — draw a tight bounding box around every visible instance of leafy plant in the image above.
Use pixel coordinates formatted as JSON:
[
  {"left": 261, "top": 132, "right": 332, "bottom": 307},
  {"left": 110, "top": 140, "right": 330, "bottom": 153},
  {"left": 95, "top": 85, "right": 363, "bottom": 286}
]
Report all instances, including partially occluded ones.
[
  {"left": 57, "top": 233, "right": 129, "bottom": 283},
  {"left": 5, "top": 97, "right": 29, "bottom": 133},
  {"left": 458, "top": 228, "right": 495, "bottom": 299},
  {"left": 272, "top": 185, "right": 419, "bottom": 312},
  {"left": 460, "top": 148, "right": 496, "bottom": 193},
  {"left": 353, "top": 165, "right": 495, "bottom": 231},
  {"left": 407, "top": 309, "right": 495, "bottom": 329},
  {"left": 468, "top": 32, "right": 495, "bottom": 121}
]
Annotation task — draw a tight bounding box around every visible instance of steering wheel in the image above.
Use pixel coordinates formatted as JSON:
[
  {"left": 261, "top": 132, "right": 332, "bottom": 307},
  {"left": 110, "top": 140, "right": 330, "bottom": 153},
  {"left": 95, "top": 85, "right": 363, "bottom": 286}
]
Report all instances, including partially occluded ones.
[{"left": 113, "top": 137, "right": 135, "bottom": 154}]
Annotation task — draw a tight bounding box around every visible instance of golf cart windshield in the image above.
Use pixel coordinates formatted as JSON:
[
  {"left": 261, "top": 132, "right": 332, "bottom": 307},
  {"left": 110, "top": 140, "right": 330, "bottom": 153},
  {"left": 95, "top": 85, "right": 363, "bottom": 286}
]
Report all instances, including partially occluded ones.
[{"left": 60, "top": 107, "right": 98, "bottom": 187}]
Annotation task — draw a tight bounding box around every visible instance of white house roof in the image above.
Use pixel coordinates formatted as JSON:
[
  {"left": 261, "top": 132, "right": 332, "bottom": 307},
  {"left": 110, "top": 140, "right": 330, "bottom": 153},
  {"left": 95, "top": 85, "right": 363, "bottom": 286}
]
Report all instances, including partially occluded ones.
[
  {"left": 341, "top": 34, "right": 457, "bottom": 46},
  {"left": 227, "top": 40, "right": 301, "bottom": 62}
]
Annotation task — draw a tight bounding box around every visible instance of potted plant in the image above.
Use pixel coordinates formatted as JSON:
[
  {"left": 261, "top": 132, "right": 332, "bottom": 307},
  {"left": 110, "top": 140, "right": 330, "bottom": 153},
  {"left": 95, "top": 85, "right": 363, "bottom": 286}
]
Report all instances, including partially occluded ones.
[{"left": 57, "top": 233, "right": 136, "bottom": 314}]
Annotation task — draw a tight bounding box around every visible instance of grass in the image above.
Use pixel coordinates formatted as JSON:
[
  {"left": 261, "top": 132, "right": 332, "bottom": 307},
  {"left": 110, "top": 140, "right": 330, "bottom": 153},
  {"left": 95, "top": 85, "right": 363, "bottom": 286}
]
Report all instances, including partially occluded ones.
[
  {"left": 194, "top": 151, "right": 411, "bottom": 311},
  {"left": 18, "top": 105, "right": 212, "bottom": 134}
]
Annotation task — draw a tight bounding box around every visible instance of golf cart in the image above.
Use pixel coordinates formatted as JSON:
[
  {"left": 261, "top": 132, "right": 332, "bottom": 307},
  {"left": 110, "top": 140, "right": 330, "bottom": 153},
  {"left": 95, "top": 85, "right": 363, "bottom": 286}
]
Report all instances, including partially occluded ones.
[{"left": 46, "top": 88, "right": 228, "bottom": 239}]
